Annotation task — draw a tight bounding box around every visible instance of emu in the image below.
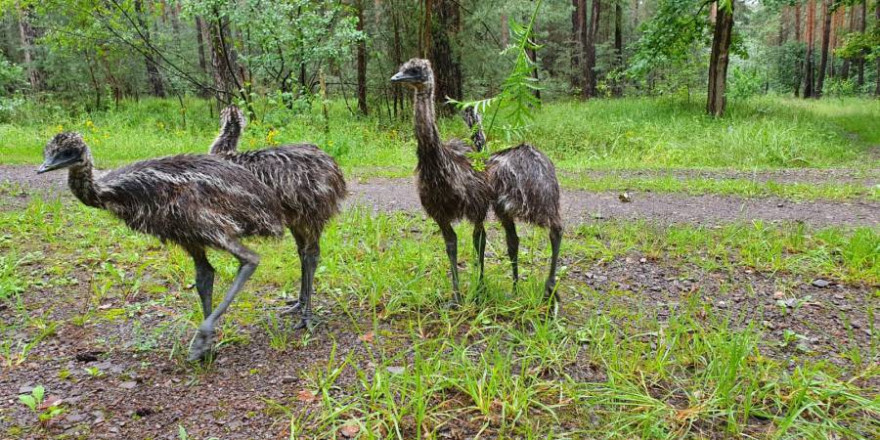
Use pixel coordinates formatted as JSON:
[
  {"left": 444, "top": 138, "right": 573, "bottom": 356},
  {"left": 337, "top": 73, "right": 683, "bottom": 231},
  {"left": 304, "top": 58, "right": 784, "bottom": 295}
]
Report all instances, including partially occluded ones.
[
  {"left": 394, "top": 59, "right": 563, "bottom": 310},
  {"left": 461, "top": 108, "right": 564, "bottom": 311},
  {"left": 38, "top": 132, "right": 285, "bottom": 361},
  {"left": 208, "top": 106, "right": 346, "bottom": 329},
  {"left": 391, "top": 59, "right": 493, "bottom": 303}
]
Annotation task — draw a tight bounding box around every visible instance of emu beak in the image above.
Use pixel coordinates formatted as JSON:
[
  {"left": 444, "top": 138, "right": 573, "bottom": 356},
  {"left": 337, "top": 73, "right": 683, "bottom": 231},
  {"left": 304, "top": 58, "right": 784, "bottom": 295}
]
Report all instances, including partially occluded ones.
[
  {"left": 37, "top": 156, "right": 75, "bottom": 174},
  {"left": 391, "top": 72, "right": 418, "bottom": 83}
]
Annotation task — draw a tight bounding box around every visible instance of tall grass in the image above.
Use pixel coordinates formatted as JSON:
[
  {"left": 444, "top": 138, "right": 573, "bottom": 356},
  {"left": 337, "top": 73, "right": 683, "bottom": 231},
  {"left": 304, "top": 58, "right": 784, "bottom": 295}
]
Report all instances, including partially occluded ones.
[{"left": 1, "top": 96, "right": 877, "bottom": 171}]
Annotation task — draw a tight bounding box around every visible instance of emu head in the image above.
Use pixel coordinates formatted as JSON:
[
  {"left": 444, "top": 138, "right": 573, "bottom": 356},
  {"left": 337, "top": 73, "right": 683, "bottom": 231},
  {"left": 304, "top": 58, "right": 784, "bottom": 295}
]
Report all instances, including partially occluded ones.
[
  {"left": 391, "top": 58, "right": 433, "bottom": 90},
  {"left": 220, "top": 105, "right": 247, "bottom": 132},
  {"left": 38, "top": 132, "right": 90, "bottom": 174}
]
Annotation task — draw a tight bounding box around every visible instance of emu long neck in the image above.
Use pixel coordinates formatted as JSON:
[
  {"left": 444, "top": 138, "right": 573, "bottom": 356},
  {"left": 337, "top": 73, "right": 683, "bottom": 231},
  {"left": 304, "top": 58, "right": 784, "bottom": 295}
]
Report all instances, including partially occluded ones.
[
  {"left": 67, "top": 157, "right": 102, "bottom": 208},
  {"left": 209, "top": 117, "right": 242, "bottom": 154},
  {"left": 413, "top": 86, "right": 442, "bottom": 159}
]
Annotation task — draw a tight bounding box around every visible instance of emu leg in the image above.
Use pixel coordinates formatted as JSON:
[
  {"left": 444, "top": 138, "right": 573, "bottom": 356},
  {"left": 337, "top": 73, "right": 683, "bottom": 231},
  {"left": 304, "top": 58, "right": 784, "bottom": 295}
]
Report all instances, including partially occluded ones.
[
  {"left": 186, "top": 246, "right": 215, "bottom": 319},
  {"left": 292, "top": 239, "right": 319, "bottom": 331},
  {"left": 283, "top": 231, "right": 307, "bottom": 313},
  {"left": 499, "top": 215, "right": 519, "bottom": 291},
  {"left": 437, "top": 221, "right": 460, "bottom": 303},
  {"left": 472, "top": 222, "right": 486, "bottom": 286},
  {"left": 189, "top": 240, "right": 259, "bottom": 362},
  {"left": 544, "top": 225, "right": 563, "bottom": 316}
]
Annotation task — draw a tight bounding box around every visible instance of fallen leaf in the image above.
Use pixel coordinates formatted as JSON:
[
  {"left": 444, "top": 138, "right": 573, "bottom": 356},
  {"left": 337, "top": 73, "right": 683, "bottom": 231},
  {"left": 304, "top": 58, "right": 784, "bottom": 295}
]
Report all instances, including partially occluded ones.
[
  {"left": 297, "top": 389, "right": 317, "bottom": 403},
  {"left": 358, "top": 331, "right": 374, "bottom": 343},
  {"left": 38, "top": 396, "right": 62, "bottom": 411},
  {"left": 386, "top": 366, "right": 405, "bottom": 375},
  {"left": 340, "top": 424, "right": 360, "bottom": 438}
]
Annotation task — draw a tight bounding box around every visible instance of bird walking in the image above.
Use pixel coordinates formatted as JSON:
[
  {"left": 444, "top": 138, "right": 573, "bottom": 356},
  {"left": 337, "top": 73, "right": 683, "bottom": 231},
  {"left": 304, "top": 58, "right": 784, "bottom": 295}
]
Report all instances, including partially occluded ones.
[
  {"left": 208, "top": 106, "right": 346, "bottom": 329},
  {"left": 391, "top": 59, "right": 493, "bottom": 303},
  {"left": 38, "top": 132, "right": 285, "bottom": 361}
]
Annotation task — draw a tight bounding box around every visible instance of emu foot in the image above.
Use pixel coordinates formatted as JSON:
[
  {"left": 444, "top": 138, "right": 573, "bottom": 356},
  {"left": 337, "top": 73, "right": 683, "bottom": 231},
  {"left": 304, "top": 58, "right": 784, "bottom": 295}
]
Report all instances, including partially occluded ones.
[
  {"left": 188, "top": 327, "right": 215, "bottom": 362},
  {"left": 291, "top": 315, "right": 318, "bottom": 332},
  {"left": 279, "top": 300, "right": 303, "bottom": 316}
]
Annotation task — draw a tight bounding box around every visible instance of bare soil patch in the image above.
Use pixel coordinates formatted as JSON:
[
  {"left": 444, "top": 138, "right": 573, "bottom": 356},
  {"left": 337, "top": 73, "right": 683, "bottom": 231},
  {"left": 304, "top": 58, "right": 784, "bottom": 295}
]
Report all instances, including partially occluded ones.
[{"left": 4, "top": 165, "right": 879, "bottom": 227}]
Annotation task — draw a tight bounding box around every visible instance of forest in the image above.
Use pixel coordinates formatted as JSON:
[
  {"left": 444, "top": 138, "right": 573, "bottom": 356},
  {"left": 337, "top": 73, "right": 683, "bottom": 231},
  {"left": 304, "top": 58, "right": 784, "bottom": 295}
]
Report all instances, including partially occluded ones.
[
  {"left": 1, "top": 1, "right": 880, "bottom": 439},
  {"left": 0, "top": 0, "right": 878, "bottom": 118}
]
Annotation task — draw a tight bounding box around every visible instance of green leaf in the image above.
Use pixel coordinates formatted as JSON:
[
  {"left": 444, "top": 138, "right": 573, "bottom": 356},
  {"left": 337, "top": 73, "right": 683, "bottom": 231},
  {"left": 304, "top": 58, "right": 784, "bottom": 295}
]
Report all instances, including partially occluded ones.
[{"left": 19, "top": 394, "right": 36, "bottom": 411}]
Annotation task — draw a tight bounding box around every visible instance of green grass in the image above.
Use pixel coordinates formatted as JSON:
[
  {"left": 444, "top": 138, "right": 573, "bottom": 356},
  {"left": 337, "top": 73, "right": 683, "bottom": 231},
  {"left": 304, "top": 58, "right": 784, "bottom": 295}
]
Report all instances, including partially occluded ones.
[
  {"left": 1, "top": 196, "right": 878, "bottom": 438},
  {"left": 2, "top": 95, "right": 878, "bottom": 172}
]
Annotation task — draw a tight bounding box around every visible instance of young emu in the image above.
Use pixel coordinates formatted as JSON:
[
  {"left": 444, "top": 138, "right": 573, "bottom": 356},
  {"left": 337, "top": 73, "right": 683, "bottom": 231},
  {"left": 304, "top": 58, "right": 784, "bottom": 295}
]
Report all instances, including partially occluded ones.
[
  {"left": 38, "top": 133, "right": 285, "bottom": 361},
  {"left": 209, "top": 106, "right": 346, "bottom": 329},
  {"left": 462, "top": 106, "right": 564, "bottom": 311},
  {"left": 391, "top": 59, "right": 493, "bottom": 303}
]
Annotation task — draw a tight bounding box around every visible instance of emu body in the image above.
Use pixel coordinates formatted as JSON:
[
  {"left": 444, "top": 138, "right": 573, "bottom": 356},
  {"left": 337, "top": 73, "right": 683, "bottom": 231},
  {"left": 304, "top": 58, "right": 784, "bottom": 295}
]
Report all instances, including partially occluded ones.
[
  {"left": 392, "top": 59, "right": 493, "bottom": 301},
  {"left": 462, "top": 109, "right": 564, "bottom": 310},
  {"left": 39, "top": 132, "right": 284, "bottom": 361},
  {"left": 209, "top": 107, "right": 346, "bottom": 328}
]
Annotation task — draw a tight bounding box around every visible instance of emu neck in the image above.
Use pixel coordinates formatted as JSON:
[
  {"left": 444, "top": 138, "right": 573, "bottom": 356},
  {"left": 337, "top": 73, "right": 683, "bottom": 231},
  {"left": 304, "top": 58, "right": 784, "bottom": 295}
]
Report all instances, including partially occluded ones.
[
  {"left": 413, "top": 86, "right": 442, "bottom": 161},
  {"left": 67, "top": 158, "right": 102, "bottom": 208},
  {"left": 209, "top": 119, "right": 242, "bottom": 154}
]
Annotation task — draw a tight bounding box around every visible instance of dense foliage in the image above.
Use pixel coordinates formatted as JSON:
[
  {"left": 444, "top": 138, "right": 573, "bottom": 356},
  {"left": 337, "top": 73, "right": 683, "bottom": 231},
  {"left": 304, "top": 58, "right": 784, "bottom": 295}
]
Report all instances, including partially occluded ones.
[{"left": 0, "top": 0, "right": 878, "bottom": 119}]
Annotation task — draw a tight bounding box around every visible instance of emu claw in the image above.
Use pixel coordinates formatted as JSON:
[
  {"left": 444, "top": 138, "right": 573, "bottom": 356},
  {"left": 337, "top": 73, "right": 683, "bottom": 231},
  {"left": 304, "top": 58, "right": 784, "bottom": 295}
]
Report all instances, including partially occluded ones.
[
  {"left": 292, "top": 316, "right": 317, "bottom": 332},
  {"left": 188, "top": 328, "right": 214, "bottom": 362}
]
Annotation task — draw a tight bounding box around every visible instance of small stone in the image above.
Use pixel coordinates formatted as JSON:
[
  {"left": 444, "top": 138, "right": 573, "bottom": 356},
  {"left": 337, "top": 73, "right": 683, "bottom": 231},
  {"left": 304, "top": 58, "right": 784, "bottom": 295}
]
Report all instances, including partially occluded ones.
[
  {"left": 762, "top": 321, "right": 776, "bottom": 330},
  {"left": 717, "top": 301, "right": 727, "bottom": 308},
  {"left": 777, "top": 203, "right": 784, "bottom": 208},
  {"left": 851, "top": 321, "right": 861, "bottom": 329},
  {"left": 812, "top": 279, "right": 830, "bottom": 288},
  {"left": 833, "top": 294, "right": 845, "bottom": 300},
  {"left": 281, "top": 376, "right": 297, "bottom": 384},
  {"left": 119, "top": 381, "right": 137, "bottom": 390},
  {"left": 639, "top": 258, "right": 647, "bottom": 263},
  {"left": 18, "top": 385, "right": 34, "bottom": 394},
  {"left": 773, "top": 291, "right": 785, "bottom": 299},
  {"left": 618, "top": 192, "right": 632, "bottom": 203}
]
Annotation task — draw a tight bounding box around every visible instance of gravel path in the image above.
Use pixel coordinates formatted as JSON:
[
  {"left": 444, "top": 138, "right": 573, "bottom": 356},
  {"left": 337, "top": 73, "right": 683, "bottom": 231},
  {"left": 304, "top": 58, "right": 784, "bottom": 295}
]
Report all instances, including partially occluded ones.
[{"left": 2, "top": 165, "right": 878, "bottom": 227}]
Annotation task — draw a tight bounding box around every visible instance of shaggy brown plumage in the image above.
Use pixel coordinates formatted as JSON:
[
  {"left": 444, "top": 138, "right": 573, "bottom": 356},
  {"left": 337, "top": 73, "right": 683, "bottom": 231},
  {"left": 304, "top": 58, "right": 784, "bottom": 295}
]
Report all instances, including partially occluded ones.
[
  {"left": 462, "top": 108, "right": 564, "bottom": 310},
  {"left": 38, "top": 132, "right": 284, "bottom": 361},
  {"left": 209, "top": 107, "right": 347, "bottom": 328},
  {"left": 392, "top": 59, "right": 493, "bottom": 302}
]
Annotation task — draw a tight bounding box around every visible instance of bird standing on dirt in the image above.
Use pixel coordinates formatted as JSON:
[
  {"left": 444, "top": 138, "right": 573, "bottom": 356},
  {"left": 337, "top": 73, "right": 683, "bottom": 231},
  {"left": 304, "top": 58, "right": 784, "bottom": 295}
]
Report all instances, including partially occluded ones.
[
  {"left": 208, "top": 106, "right": 346, "bottom": 330},
  {"left": 37, "top": 132, "right": 285, "bottom": 361},
  {"left": 391, "top": 58, "right": 494, "bottom": 303}
]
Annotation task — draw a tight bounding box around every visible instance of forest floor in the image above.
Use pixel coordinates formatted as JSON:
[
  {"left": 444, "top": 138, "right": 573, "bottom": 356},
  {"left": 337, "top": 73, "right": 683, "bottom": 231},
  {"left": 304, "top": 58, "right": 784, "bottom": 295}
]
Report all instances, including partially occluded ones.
[{"left": 1, "top": 162, "right": 878, "bottom": 440}]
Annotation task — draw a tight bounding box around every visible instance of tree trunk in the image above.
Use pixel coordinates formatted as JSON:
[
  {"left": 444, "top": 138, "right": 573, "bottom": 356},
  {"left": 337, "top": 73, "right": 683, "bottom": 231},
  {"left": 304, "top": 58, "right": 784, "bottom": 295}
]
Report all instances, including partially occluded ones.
[
  {"left": 391, "top": 1, "right": 403, "bottom": 117},
  {"left": 804, "top": 0, "right": 816, "bottom": 98},
  {"left": 841, "top": 5, "right": 854, "bottom": 79},
  {"left": 707, "top": 0, "right": 734, "bottom": 117},
  {"left": 501, "top": 13, "right": 509, "bottom": 47},
  {"left": 134, "top": 0, "right": 166, "bottom": 97},
  {"left": 815, "top": 0, "right": 831, "bottom": 97},
  {"left": 858, "top": 0, "right": 867, "bottom": 87},
  {"left": 875, "top": 2, "right": 880, "bottom": 97},
  {"left": 582, "top": 0, "right": 601, "bottom": 98},
  {"left": 356, "top": 0, "right": 368, "bottom": 115},
  {"left": 428, "top": 0, "right": 462, "bottom": 114},
  {"left": 17, "top": 4, "right": 42, "bottom": 92},
  {"left": 571, "top": 0, "right": 582, "bottom": 89},
  {"left": 528, "top": 20, "right": 541, "bottom": 100},
  {"left": 613, "top": 1, "right": 623, "bottom": 96},
  {"left": 194, "top": 17, "right": 211, "bottom": 98},
  {"left": 794, "top": 2, "right": 802, "bottom": 97}
]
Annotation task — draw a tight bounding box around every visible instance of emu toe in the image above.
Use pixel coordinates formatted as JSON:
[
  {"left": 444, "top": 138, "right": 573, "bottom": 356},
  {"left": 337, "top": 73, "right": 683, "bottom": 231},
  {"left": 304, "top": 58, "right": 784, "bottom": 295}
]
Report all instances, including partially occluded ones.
[
  {"left": 280, "top": 299, "right": 302, "bottom": 315},
  {"left": 188, "top": 328, "right": 215, "bottom": 362},
  {"left": 291, "top": 315, "right": 318, "bottom": 332}
]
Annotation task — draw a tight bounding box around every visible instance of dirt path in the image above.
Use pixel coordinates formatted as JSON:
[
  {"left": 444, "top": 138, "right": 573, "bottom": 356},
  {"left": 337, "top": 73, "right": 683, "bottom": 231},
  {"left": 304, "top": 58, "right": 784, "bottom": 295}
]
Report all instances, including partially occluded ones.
[
  {"left": 564, "top": 168, "right": 880, "bottom": 187},
  {"left": 2, "top": 165, "right": 879, "bottom": 227}
]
